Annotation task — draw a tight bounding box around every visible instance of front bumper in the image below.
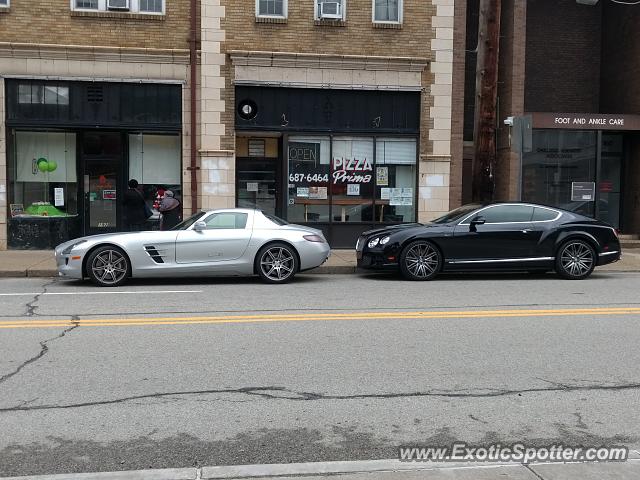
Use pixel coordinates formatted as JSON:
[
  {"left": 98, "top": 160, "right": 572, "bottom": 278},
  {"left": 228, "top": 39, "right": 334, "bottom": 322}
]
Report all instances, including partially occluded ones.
[
  {"left": 356, "top": 251, "right": 398, "bottom": 270},
  {"left": 54, "top": 249, "right": 84, "bottom": 279}
]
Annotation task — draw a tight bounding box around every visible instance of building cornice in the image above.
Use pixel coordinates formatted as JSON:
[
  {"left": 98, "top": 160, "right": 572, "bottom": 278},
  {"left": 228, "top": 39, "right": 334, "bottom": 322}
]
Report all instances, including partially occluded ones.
[
  {"left": 0, "top": 42, "right": 191, "bottom": 64},
  {"left": 228, "top": 50, "right": 429, "bottom": 72}
]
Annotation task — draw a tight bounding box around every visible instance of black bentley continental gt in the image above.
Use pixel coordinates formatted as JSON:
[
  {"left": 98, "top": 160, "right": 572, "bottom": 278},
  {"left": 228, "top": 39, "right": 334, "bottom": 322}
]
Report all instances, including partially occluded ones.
[{"left": 356, "top": 203, "right": 621, "bottom": 281}]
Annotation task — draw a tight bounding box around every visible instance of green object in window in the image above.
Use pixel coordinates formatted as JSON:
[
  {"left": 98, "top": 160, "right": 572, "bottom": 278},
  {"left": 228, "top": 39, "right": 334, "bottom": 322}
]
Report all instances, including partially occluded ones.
[{"left": 25, "top": 203, "right": 67, "bottom": 217}]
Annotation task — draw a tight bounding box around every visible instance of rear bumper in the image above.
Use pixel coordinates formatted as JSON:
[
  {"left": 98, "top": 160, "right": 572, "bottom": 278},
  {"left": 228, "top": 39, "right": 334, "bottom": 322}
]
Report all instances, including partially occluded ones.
[
  {"left": 298, "top": 242, "right": 331, "bottom": 271},
  {"left": 597, "top": 250, "right": 621, "bottom": 266}
]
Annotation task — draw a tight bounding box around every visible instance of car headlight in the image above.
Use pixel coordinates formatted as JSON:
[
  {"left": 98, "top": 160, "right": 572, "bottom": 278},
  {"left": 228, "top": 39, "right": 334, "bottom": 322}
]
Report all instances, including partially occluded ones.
[
  {"left": 368, "top": 238, "right": 379, "bottom": 248},
  {"left": 62, "top": 240, "right": 87, "bottom": 255},
  {"left": 380, "top": 236, "right": 391, "bottom": 245}
]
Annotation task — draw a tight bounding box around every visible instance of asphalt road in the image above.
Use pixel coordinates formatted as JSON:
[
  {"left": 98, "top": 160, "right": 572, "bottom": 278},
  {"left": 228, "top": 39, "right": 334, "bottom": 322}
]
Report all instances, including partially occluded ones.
[{"left": 1, "top": 271, "right": 640, "bottom": 476}]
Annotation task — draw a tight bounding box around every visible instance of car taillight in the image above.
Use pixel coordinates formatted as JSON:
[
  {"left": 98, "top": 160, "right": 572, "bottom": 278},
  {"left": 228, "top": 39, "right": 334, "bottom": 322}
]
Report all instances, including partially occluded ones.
[{"left": 303, "top": 234, "right": 326, "bottom": 243}]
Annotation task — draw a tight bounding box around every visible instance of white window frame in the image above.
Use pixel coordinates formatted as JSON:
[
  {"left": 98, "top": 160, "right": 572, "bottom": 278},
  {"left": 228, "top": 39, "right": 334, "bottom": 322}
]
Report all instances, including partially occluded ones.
[
  {"left": 372, "top": 0, "right": 403, "bottom": 24},
  {"left": 70, "top": 0, "right": 165, "bottom": 15},
  {"left": 0, "top": 0, "right": 10, "bottom": 8},
  {"left": 314, "top": 0, "right": 347, "bottom": 21},
  {"left": 255, "top": 0, "right": 288, "bottom": 19}
]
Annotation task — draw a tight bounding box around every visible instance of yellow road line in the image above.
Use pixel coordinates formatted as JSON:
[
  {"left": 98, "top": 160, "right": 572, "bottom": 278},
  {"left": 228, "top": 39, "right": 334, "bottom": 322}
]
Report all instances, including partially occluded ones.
[{"left": 0, "top": 307, "right": 639, "bottom": 329}]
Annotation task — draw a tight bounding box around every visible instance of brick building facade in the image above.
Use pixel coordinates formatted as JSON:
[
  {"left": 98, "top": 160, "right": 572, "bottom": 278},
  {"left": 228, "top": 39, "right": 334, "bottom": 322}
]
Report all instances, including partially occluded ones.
[
  {"left": 202, "top": 0, "right": 456, "bottom": 247},
  {"left": 0, "top": 0, "right": 199, "bottom": 249},
  {"left": 459, "top": 0, "right": 640, "bottom": 233},
  {"left": 1, "top": 0, "right": 457, "bottom": 250}
]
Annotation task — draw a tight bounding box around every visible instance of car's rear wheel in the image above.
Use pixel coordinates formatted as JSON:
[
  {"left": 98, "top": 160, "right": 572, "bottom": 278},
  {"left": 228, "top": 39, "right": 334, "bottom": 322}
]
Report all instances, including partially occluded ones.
[
  {"left": 399, "top": 240, "right": 442, "bottom": 281},
  {"left": 86, "top": 246, "right": 130, "bottom": 287},
  {"left": 555, "top": 239, "right": 595, "bottom": 280},
  {"left": 256, "top": 243, "right": 298, "bottom": 284}
]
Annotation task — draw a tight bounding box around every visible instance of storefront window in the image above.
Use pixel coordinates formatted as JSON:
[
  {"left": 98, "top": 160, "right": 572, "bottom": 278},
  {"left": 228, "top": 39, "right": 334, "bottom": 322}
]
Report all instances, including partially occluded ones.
[
  {"left": 287, "top": 136, "right": 331, "bottom": 222},
  {"left": 375, "top": 138, "right": 416, "bottom": 222},
  {"left": 129, "top": 133, "right": 182, "bottom": 228},
  {"left": 522, "top": 130, "right": 597, "bottom": 215},
  {"left": 286, "top": 135, "right": 416, "bottom": 224},
  {"left": 8, "top": 130, "right": 80, "bottom": 248},
  {"left": 331, "top": 137, "right": 374, "bottom": 222}
]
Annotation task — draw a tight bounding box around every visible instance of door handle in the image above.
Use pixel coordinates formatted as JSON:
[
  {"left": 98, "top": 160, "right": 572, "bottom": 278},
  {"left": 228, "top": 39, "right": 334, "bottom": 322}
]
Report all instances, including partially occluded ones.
[{"left": 522, "top": 229, "right": 533, "bottom": 233}]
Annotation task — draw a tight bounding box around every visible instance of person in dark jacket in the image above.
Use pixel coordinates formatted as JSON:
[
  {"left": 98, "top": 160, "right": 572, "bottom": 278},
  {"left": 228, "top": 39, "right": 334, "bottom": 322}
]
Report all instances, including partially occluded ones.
[
  {"left": 159, "top": 190, "right": 181, "bottom": 230},
  {"left": 122, "top": 179, "right": 148, "bottom": 231}
]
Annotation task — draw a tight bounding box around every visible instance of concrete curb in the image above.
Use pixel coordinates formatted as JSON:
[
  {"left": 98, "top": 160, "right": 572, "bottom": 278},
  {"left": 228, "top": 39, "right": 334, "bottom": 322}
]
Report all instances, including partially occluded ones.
[{"left": 3, "top": 457, "right": 640, "bottom": 480}]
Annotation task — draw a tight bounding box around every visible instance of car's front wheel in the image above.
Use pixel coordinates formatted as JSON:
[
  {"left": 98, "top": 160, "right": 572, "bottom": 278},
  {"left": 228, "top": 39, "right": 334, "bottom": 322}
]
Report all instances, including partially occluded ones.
[
  {"left": 555, "top": 239, "right": 595, "bottom": 280},
  {"left": 399, "top": 240, "right": 442, "bottom": 281},
  {"left": 256, "top": 243, "right": 298, "bottom": 284},
  {"left": 86, "top": 246, "right": 130, "bottom": 287}
]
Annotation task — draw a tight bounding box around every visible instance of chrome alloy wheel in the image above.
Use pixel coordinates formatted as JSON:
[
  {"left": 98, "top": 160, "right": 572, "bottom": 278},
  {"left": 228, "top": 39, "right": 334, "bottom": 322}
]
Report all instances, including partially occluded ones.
[
  {"left": 260, "top": 246, "right": 295, "bottom": 282},
  {"left": 405, "top": 242, "right": 439, "bottom": 278},
  {"left": 560, "top": 241, "right": 594, "bottom": 277},
  {"left": 91, "top": 249, "right": 128, "bottom": 285}
]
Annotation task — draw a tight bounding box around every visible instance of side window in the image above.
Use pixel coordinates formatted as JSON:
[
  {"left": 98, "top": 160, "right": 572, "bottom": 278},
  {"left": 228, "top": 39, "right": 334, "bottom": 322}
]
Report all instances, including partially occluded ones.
[
  {"left": 257, "top": 0, "right": 287, "bottom": 17},
  {"left": 532, "top": 207, "right": 559, "bottom": 222},
  {"left": 204, "top": 213, "right": 248, "bottom": 230},
  {"left": 373, "top": 0, "right": 402, "bottom": 23},
  {"left": 480, "top": 205, "right": 534, "bottom": 223}
]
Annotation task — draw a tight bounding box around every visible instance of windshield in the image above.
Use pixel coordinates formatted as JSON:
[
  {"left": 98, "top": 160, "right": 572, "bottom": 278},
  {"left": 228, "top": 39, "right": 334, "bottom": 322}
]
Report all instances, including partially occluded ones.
[
  {"left": 171, "top": 211, "right": 207, "bottom": 230},
  {"left": 431, "top": 204, "right": 483, "bottom": 224}
]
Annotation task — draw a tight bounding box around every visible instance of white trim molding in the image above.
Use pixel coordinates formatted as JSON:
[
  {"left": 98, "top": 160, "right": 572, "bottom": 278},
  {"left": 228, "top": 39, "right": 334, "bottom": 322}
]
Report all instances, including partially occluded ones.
[{"left": 229, "top": 50, "right": 428, "bottom": 91}]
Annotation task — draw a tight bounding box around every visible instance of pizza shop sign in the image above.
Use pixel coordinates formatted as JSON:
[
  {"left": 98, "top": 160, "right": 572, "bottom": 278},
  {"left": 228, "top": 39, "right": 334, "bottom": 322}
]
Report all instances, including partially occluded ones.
[{"left": 332, "top": 157, "right": 373, "bottom": 184}]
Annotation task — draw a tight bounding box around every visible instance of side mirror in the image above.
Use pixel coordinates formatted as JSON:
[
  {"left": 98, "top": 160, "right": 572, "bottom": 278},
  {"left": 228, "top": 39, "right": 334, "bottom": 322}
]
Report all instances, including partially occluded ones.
[
  {"left": 469, "top": 216, "right": 486, "bottom": 231},
  {"left": 193, "top": 221, "right": 207, "bottom": 232}
]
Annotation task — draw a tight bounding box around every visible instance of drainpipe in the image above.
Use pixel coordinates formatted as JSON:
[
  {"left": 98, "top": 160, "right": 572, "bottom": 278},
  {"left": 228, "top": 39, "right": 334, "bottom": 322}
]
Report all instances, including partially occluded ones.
[{"left": 188, "top": 0, "right": 198, "bottom": 214}]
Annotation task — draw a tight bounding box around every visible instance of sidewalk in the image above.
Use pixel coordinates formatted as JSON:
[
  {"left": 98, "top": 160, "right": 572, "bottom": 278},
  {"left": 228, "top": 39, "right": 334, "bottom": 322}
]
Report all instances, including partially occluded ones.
[
  {"left": 1, "top": 248, "right": 639, "bottom": 278},
  {"left": 2, "top": 457, "right": 640, "bottom": 480}
]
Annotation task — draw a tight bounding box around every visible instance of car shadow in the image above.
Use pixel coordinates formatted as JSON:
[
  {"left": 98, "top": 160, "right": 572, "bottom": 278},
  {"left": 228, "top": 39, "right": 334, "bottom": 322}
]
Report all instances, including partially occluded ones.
[
  {"left": 355, "top": 271, "right": 620, "bottom": 282},
  {"left": 58, "top": 275, "right": 323, "bottom": 288}
]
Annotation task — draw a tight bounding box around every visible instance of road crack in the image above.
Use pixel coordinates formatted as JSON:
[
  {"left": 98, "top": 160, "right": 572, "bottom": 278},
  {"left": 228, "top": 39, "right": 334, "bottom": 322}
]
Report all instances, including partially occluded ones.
[
  {"left": 2, "top": 381, "right": 640, "bottom": 413},
  {"left": 24, "top": 279, "right": 58, "bottom": 317},
  {"left": 0, "top": 322, "right": 79, "bottom": 387}
]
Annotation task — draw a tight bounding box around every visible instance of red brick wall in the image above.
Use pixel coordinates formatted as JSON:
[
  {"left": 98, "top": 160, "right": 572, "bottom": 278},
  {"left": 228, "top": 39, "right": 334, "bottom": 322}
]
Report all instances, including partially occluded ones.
[
  {"left": 524, "top": 0, "right": 601, "bottom": 113},
  {"left": 600, "top": 4, "right": 640, "bottom": 114}
]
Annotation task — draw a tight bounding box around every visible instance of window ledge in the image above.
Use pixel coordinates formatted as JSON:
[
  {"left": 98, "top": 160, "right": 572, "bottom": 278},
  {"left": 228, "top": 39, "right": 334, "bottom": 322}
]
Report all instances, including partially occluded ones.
[
  {"left": 314, "top": 18, "right": 346, "bottom": 27},
  {"left": 70, "top": 10, "right": 165, "bottom": 21},
  {"left": 372, "top": 22, "right": 402, "bottom": 30},
  {"left": 0, "top": 6, "right": 10, "bottom": 13},
  {"left": 255, "top": 16, "right": 287, "bottom": 24}
]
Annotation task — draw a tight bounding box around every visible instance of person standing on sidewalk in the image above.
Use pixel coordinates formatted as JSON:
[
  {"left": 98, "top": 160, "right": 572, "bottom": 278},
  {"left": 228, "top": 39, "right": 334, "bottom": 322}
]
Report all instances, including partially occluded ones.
[
  {"left": 159, "top": 190, "right": 181, "bottom": 230},
  {"left": 122, "top": 179, "right": 148, "bottom": 231}
]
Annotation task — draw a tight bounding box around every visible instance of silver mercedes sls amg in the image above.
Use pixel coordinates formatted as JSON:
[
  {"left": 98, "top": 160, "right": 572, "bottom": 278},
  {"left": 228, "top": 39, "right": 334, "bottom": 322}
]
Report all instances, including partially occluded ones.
[{"left": 55, "top": 209, "right": 331, "bottom": 287}]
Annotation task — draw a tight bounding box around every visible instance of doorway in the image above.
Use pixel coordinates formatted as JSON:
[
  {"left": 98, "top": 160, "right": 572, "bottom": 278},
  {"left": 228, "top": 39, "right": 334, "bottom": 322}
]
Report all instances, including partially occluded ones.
[
  {"left": 235, "top": 136, "right": 283, "bottom": 217},
  {"left": 81, "top": 132, "right": 124, "bottom": 235}
]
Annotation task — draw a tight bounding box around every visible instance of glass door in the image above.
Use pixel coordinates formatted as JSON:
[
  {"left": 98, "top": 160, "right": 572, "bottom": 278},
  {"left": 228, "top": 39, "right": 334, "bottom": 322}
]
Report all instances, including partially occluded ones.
[
  {"left": 84, "top": 160, "right": 119, "bottom": 233},
  {"left": 598, "top": 134, "right": 623, "bottom": 229},
  {"left": 81, "top": 132, "right": 123, "bottom": 235}
]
